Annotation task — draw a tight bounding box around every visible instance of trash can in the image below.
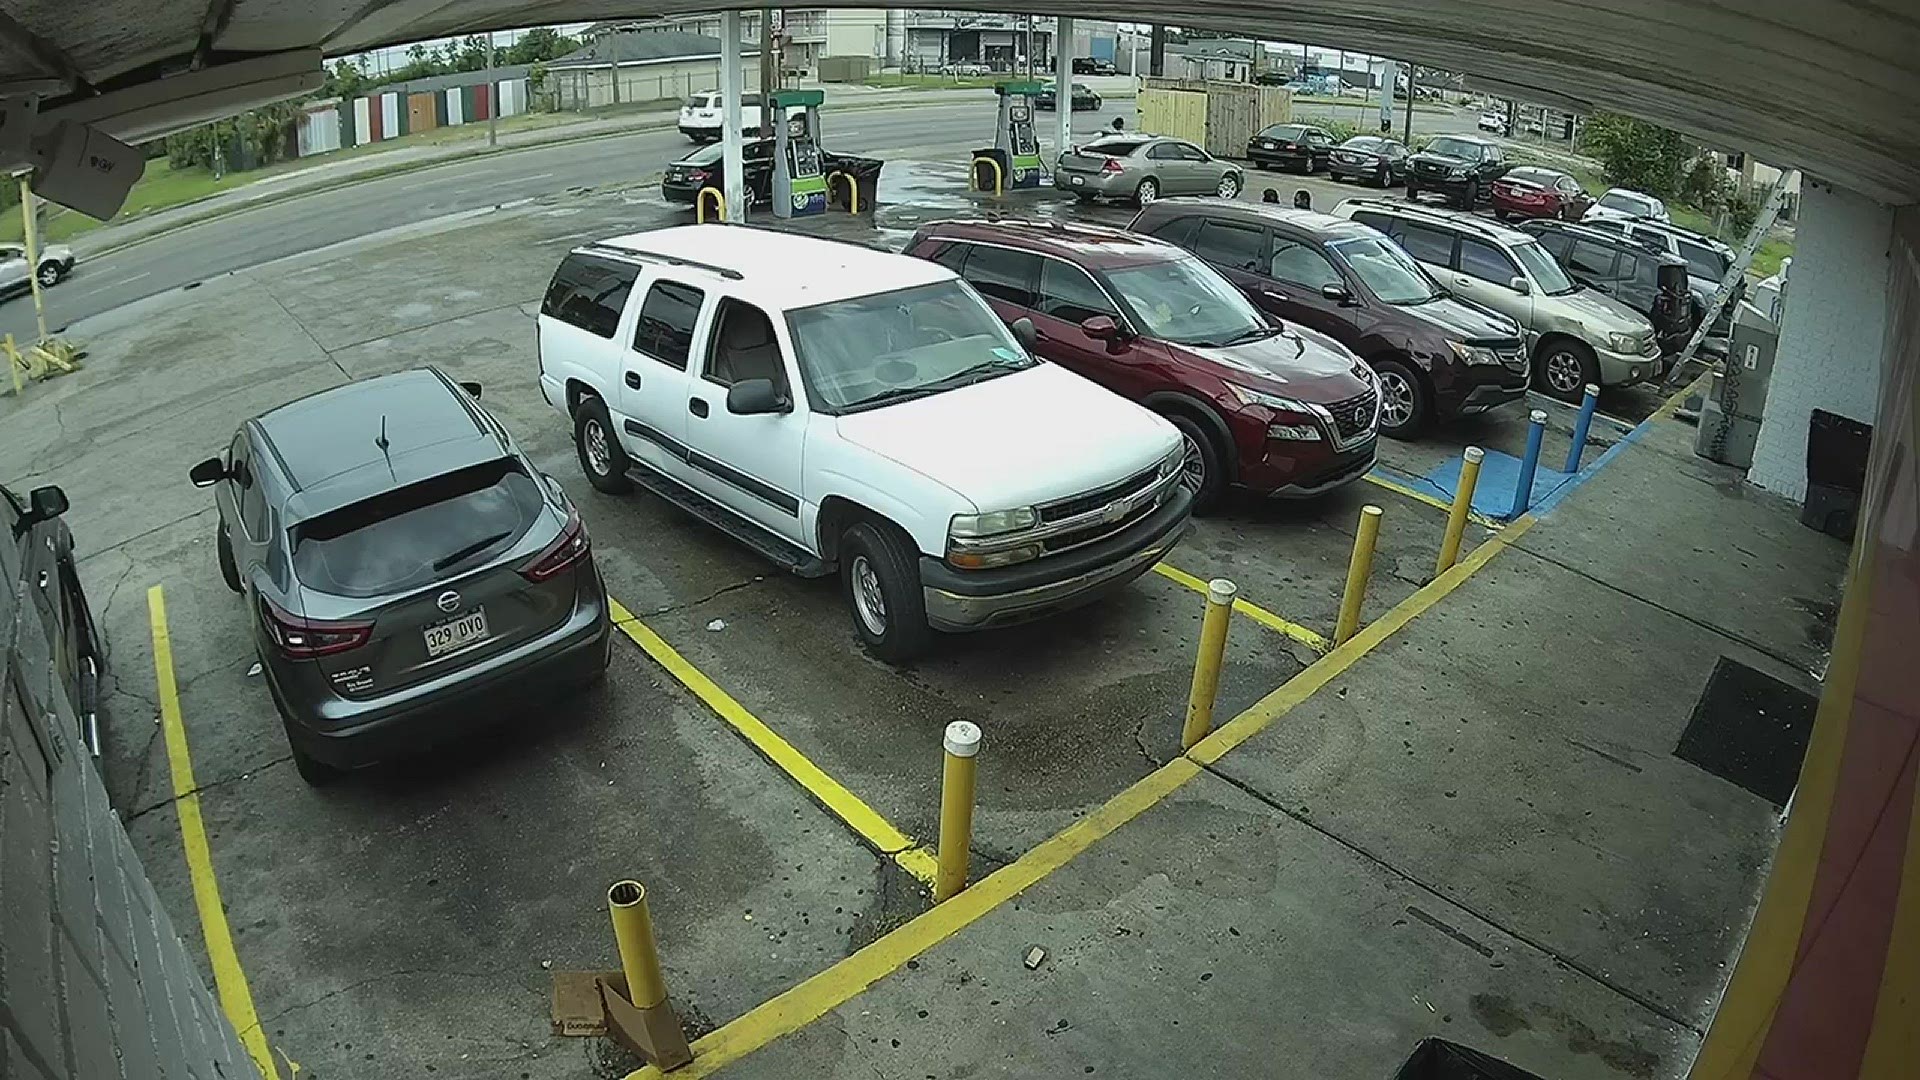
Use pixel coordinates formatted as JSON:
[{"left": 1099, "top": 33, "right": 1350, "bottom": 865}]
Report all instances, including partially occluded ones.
[
  {"left": 826, "top": 155, "right": 883, "bottom": 212},
  {"left": 971, "top": 147, "right": 1011, "bottom": 192},
  {"left": 1393, "top": 1038, "right": 1548, "bottom": 1080},
  {"left": 1801, "top": 407, "right": 1872, "bottom": 540}
]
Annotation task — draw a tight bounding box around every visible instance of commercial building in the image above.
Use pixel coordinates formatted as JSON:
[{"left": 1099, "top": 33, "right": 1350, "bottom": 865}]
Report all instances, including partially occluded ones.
[{"left": 542, "top": 30, "right": 762, "bottom": 109}]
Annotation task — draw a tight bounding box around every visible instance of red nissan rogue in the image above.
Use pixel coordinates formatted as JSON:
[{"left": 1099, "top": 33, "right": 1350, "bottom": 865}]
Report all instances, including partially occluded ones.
[{"left": 906, "top": 220, "right": 1379, "bottom": 510}]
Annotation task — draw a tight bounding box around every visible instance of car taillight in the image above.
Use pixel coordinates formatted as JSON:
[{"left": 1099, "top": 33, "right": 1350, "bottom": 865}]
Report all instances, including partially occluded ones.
[
  {"left": 1101, "top": 158, "right": 1123, "bottom": 174},
  {"left": 260, "top": 597, "right": 372, "bottom": 659},
  {"left": 522, "top": 509, "right": 590, "bottom": 582},
  {"left": 688, "top": 169, "right": 710, "bottom": 182}
]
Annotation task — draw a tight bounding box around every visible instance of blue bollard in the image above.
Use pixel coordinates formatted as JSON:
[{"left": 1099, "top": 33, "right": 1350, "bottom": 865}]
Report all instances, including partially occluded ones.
[
  {"left": 1512, "top": 409, "right": 1548, "bottom": 519},
  {"left": 1564, "top": 383, "right": 1600, "bottom": 474}
]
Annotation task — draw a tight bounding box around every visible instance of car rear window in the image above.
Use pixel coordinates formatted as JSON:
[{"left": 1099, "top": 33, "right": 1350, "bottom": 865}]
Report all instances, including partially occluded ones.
[
  {"left": 291, "top": 459, "right": 545, "bottom": 598},
  {"left": 1259, "top": 124, "right": 1307, "bottom": 141},
  {"left": 542, "top": 254, "right": 639, "bottom": 339},
  {"left": 1083, "top": 137, "right": 1146, "bottom": 156}
]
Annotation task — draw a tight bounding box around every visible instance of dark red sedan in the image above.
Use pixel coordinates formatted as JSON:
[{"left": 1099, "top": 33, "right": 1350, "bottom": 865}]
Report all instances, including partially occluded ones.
[
  {"left": 906, "top": 220, "right": 1380, "bottom": 510},
  {"left": 1490, "top": 165, "right": 1595, "bottom": 221}
]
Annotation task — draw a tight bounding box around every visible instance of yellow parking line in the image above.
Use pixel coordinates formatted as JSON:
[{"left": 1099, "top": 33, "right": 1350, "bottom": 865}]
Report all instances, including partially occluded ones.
[
  {"left": 1152, "top": 562, "right": 1331, "bottom": 653},
  {"left": 625, "top": 523, "right": 1536, "bottom": 1079},
  {"left": 146, "top": 586, "right": 282, "bottom": 1080},
  {"left": 1362, "top": 471, "right": 1502, "bottom": 529},
  {"left": 607, "top": 598, "right": 939, "bottom": 889}
]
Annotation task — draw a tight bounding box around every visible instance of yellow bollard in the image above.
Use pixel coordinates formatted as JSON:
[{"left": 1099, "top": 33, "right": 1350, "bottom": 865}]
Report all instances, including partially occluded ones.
[
  {"left": 827, "top": 170, "right": 859, "bottom": 213},
  {"left": 607, "top": 881, "right": 668, "bottom": 1009},
  {"left": 1182, "top": 578, "right": 1237, "bottom": 750},
  {"left": 5, "top": 333, "right": 19, "bottom": 397},
  {"left": 1435, "top": 446, "right": 1485, "bottom": 576},
  {"left": 695, "top": 187, "right": 725, "bottom": 224},
  {"left": 19, "top": 178, "right": 47, "bottom": 345},
  {"left": 1335, "top": 505, "right": 1384, "bottom": 646},
  {"left": 934, "top": 720, "right": 982, "bottom": 902},
  {"left": 970, "top": 156, "right": 1004, "bottom": 196}
]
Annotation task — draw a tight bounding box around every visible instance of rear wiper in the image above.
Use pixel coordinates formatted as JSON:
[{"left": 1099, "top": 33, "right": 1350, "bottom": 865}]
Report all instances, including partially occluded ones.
[{"left": 433, "top": 531, "right": 511, "bottom": 571}]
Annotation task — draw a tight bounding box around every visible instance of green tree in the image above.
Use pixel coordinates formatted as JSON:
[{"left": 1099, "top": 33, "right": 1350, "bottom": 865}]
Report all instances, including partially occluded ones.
[
  {"left": 506, "top": 27, "right": 580, "bottom": 65},
  {"left": 1579, "top": 112, "right": 1688, "bottom": 200}
]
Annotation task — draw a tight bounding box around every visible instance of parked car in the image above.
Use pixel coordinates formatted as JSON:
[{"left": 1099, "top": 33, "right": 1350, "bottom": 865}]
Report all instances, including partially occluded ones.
[
  {"left": 677, "top": 92, "right": 797, "bottom": 142},
  {"left": 1518, "top": 219, "right": 1698, "bottom": 357},
  {"left": 1035, "top": 81, "right": 1102, "bottom": 111},
  {"left": 907, "top": 219, "right": 1380, "bottom": 506},
  {"left": 1072, "top": 57, "right": 1117, "bottom": 75},
  {"left": 1582, "top": 187, "right": 1671, "bottom": 224},
  {"left": 3, "top": 481, "right": 103, "bottom": 757},
  {"left": 1246, "top": 123, "right": 1335, "bottom": 173},
  {"left": 188, "top": 368, "right": 612, "bottom": 783},
  {"left": 538, "top": 226, "right": 1193, "bottom": 660},
  {"left": 1583, "top": 216, "right": 1741, "bottom": 349},
  {"left": 1054, "top": 135, "right": 1243, "bottom": 205},
  {"left": 0, "top": 241, "right": 74, "bottom": 293},
  {"left": 1327, "top": 135, "right": 1410, "bottom": 187},
  {"left": 1130, "top": 200, "right": 1528, "bottom": 438},
  {"left": 1405, "top": 135, "right": 1508, "bottom": 209},
  {"left": 661, "top": 137, "right": 775, "bottom": 212},
  {"left": 1334, "top": 198, "right": 1664, "bottom": 402},
  {"left": 1489, "top": 165, "right": 1594, "bottom": 221},
  {"left": 1476, "top": 113, "right": 1508, "bottom": 134}
]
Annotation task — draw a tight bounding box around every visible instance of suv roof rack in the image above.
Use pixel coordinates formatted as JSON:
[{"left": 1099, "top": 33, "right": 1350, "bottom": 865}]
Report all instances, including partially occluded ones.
[
  {"left": 1336, "top": 197, "right": 1519, "bottom": 241},
  {"left": 1522, "top": 217, "right": 1689, "bottom": 255},
  {"left": 583, "top": 241, "right": 745, "bottom": 281}
]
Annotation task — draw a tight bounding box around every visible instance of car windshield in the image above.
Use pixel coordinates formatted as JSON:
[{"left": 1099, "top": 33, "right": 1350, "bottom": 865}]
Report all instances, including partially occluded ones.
[
  {"left": 1676, "top": 239, "right": 1730, "bottom": 280},
  {"left": 785, "top": 280, "right": 1037, "bottom": 412},
  {"left": 1328, "top": 236, "right": 1441, "bottom": 304},
  {"left": 1600, "top": 191, "right": 1654, "bottom": 215},
  {"left": 1427, "top": 137, "right": 1483, "bottom": 158},
  {"left": 1104, "top": 256, "right": 1273, "bottom": 347},
  {"left": 1510, "top": 240, "right": 1577, "bottom": 295}
]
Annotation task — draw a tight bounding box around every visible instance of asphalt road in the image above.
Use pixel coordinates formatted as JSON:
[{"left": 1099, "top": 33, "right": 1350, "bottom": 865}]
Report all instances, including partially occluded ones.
[{"left": 0, "top": 97, "right": 1135, "bottom": 344}]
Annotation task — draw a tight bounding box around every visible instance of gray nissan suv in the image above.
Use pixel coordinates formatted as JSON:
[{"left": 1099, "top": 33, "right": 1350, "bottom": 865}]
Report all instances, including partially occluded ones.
[{"left": 189, "top": 368, "right": 611, "bottom": 783}]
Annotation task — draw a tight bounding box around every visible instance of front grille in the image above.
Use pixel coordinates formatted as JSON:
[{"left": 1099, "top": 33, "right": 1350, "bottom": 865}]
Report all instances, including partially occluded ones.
[
  {"left": 1487, "top": 343, "right": 1528, "bottom": 372},
  {"left": 1324, "top": 388, "right": 1378, "bottom": 442},
  {"left": 1040, "top": 499, "right": 1158, "bottom": 553},
  {"left": 1037, "top": 466, "right": 1158, "bottom": 524},
  {"left": 1416, "top": 161, "right": 1443, "bottom": 175}
]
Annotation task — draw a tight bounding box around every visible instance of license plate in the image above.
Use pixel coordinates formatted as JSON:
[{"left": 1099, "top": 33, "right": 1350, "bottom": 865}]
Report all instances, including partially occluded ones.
[
  {"left": 424, "top": 608, "right": 489, "bottom": 658},
  {"left": 1070, "top": 175, "right": 1084, "bottom": 186},
  {"left": 1261, "top": 141, "right": 1276, "bottom": 149}
]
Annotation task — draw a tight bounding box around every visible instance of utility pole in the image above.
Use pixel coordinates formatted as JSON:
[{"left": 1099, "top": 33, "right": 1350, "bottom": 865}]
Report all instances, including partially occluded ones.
[
  {"left": 1403, "top": 63, "right": 1415, "bottom": 144},
  {"left": 1149, "top": 24, "right": 1165, "bottom": 78},
  {"left": 759, "top": 8, "right": 774, "bottom": 137},
  {"left": 486, "top": 30, "right": 499, "bottom": 147},
  {"left": 609, "top": 33, "right": 620, "bottom": 105}
]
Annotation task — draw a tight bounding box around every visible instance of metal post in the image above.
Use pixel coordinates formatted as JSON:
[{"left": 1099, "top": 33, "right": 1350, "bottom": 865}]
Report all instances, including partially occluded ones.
[
  {"left": 1149, "top": 24, "right": 1165, "bottom": 78},
  {"left": 1564, "top": 384, "right": 1600, "bottom": 473},
  {"left": 486, "top": 31, "right": 499, "bottom": 147},
  {"left": 1511, "top": 409, "right": 1548, "bottom": 519},
  {"left": 1436, "top": 447, "right": 1484, "bottom": 575},
  {"left": 608, "top": 33, "right": 620, "bottom": 106},
  {"left": 1335, "top": 506, "right": 1384, "bottom": 645},
  {"left": 1054, "top": 17, "right": 1073, "bottom": 160},
  {"left": 759, "top": 8, "right": 775, "bottom": 137},
  {"left": 1403, "top": 62, "right": 1415, "bottom": 144},
  {"left": 607, "top": 881, "right": 668, "bottom": 1009},
  {"left": 1182, "top": 578, "right": 1237, "bottom": 750},
  {"left": 19, "top": 177, "right": 47, "bottom": 344},
  {"left": 719, "top": 11, "right": 746, "bottom": 222},
  {"left": 935, "top": 721, "right": 981, "bottom": 902}
]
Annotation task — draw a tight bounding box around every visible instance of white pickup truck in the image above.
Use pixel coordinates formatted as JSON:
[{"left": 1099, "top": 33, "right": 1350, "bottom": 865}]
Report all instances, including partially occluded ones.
[
  {"left": 678, "top": 92, "right": 799, "bottom": 142},
  {"left": 536, "top": 226, "right": 1195, "bottom": 659}
]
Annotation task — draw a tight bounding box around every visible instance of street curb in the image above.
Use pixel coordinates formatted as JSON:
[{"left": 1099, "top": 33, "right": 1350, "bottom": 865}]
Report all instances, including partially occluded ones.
[{"left": 80, "top": 95, "right": 957, "bottom": 261}]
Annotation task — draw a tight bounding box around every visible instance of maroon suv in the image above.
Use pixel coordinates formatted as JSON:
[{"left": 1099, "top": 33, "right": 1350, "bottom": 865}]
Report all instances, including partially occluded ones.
[{"left": 906, "top": 220, "right": 1379, "bottom": 510}]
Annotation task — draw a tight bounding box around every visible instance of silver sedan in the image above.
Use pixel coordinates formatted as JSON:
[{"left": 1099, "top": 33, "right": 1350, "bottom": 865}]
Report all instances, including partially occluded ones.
[{"left": 1054, "top": 134, "right": 1244, "bottom": 206}]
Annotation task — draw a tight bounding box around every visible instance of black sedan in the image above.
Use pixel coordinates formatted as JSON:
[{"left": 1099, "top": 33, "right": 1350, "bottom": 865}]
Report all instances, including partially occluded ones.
[
  {"left": 1327, "top": 135, "right": 1410, "bottom": 186},
  {"left": 1246, "top": 123, "right": 1334, "bottom": 172},
  {"left": 4, "top": 481, "right": 103, "bottom": 757},
  {"left": 662, "top": 137, "right": 776, "bottom": 212},
  {"left": 1035, "top": 82, "right": 1102, "bottom": 111}
]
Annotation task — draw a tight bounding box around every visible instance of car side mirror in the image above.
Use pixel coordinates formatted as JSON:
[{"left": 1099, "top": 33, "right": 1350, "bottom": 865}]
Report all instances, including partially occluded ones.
[
  {"left": 726, "top": 378, "right": 788, "bottom": 416},
  {"left": 1509, "top": 275, "right": 1532, "bottom": 296},
  {"left": 188, "top": 457, "right": 228, "bottom": 488},
  {"left": 1079, "top": 314, "right": 1119, "bottom": 341},
  {"left": 1010, "top": 317, "right": 1038, "bottom": 348},
  {"left": 1320, "top": 283, "right": 1354, "bottom": 305},
  {"left": 16, "top": 485, "right": 68, "bottom": 532},
  {"left": 459, "top": 380, "right": 483, "bottom": 398}
]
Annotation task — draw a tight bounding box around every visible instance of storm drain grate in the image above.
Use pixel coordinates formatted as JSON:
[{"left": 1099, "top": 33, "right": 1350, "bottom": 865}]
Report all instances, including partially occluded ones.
[{"left": 1675, "top": 656, "right": 1817, "bottom": 807}]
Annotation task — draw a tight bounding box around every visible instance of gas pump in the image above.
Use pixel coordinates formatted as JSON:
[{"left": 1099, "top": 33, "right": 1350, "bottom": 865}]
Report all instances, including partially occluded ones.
[
  {"left": 973, "top": 82, "right": 1046, "bottom": 192},
  {"left": 771, "top": 88, "right": 827, "bottom": 219}
]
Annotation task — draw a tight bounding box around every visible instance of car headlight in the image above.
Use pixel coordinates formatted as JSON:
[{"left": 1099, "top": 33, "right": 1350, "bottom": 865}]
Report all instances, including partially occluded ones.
[
  {"left": 949, "top": 507, "right": 1037, "bottom": 538},
  {"left": 1226, "top": 383, "right": 1324, "bottom": 440},
  {"left": 1606, "top": 331, "right": 1641, "bottom": 352},
  {"left": 1449, "top": 341, "right": 1504, "bottom": 366},
  {"left": 1157, "top": 445, "right": 1185, "bottom": 479}
]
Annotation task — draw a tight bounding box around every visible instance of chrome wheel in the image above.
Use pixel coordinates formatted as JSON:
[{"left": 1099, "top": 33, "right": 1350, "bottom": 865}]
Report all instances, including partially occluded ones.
[
  {"left": 850, "top": 555, "right": 888, "bottom": 637},
  {"left": 583, "top": 417, "right": 612, "bottom": 476},
  {"left": 36, "top": 264, "right": 58, "bottom": 287},
  {"left": 1216, "top": 173, "right": 1240, "bottom": 198},
  {"left": 1544, "top": 350, "right": 1584, "bottom": 394},
  {"left": 1180, "top": 434, "right": 1207, "bottom": 491},
  {"left": 1136, "top": 178, "right": 1158, "bottom": 205},
  {"left": 1378, "top": 369, "right": 1417, "bottom": 430}
]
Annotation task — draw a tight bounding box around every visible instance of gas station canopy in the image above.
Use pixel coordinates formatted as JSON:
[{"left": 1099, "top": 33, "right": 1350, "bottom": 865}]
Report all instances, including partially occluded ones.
[{"left": 1, "top": 0, "right": 1917, "bottom": 202}]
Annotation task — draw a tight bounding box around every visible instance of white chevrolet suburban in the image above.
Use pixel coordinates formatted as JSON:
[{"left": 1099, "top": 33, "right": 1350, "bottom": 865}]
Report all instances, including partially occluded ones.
[{"left": 537, "top": 226, "right": 1195, "bottom": 660}]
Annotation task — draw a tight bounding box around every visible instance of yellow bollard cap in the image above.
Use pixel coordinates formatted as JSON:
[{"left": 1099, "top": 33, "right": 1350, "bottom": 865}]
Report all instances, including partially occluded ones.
[
  {"left": 1463, "top": 446, "right": 1485, "bottom": 463},
  {"left": 944, "top": 720, "right": 982, "bottom": 758},
  {"left": 1207, "top": 578, "right": 1237, "bottom": 604}
]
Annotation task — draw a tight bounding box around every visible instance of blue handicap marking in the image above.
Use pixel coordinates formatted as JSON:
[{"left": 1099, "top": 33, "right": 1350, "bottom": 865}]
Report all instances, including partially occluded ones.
[{"left": 1429, "top": 451, "right": 1579, "bottom": 521}]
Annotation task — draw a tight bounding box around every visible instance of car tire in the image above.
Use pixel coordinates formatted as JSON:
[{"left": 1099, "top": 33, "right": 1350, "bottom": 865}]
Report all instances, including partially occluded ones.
[
  {"left": 840, "top": 520, "right": 932, "bottom": 662},
  {"left": 1165, "top": 413, "right": 1226, "bottom": 513},
  {"left": 1215, "top": 172, "right": 1241, "bottom": 199},
  {"left": 1494, "top": 209, "right": 1511, "bottom": 222},
  {"left": 1134, "top": 177, "right": 1159, "bottom": 205},
  {"left": 1376, "top": 165, "right": 1390, "bottom": 187},
  {"left": 1405, "top": 183, "right": 1421, "bottom": 201},
  {"left": 1534, "top": 338, "right": 1598, "bottom": 404},
  {"left": 37, "top": 262, "right": 62, "bottom": 287},
  {"left": 216, "top": 524, "right": 242, "bottom": 593},
  {"left": 574, "top": 396, "right": 634, "bottom": 495},
  {"left": 1074, "top": 192, "right": 1098, "bottom": 203},
  {"left": 1460, "top": 180, "right": 1478, "bottom": 209},
  {"left": 1372, "top": 358, "right": 1431, "bottom": 440}
]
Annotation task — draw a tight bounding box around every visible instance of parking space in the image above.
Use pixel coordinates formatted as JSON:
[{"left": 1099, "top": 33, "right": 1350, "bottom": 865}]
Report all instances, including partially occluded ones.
[{"left": 5, "top": 135, "right": 1649, "bottom": 1075}]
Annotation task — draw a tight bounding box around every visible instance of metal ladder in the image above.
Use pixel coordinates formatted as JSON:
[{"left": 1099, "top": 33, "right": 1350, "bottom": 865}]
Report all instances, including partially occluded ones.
[{"left": 1664, "top": 170, "right": 1797, "bottom": 387}]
